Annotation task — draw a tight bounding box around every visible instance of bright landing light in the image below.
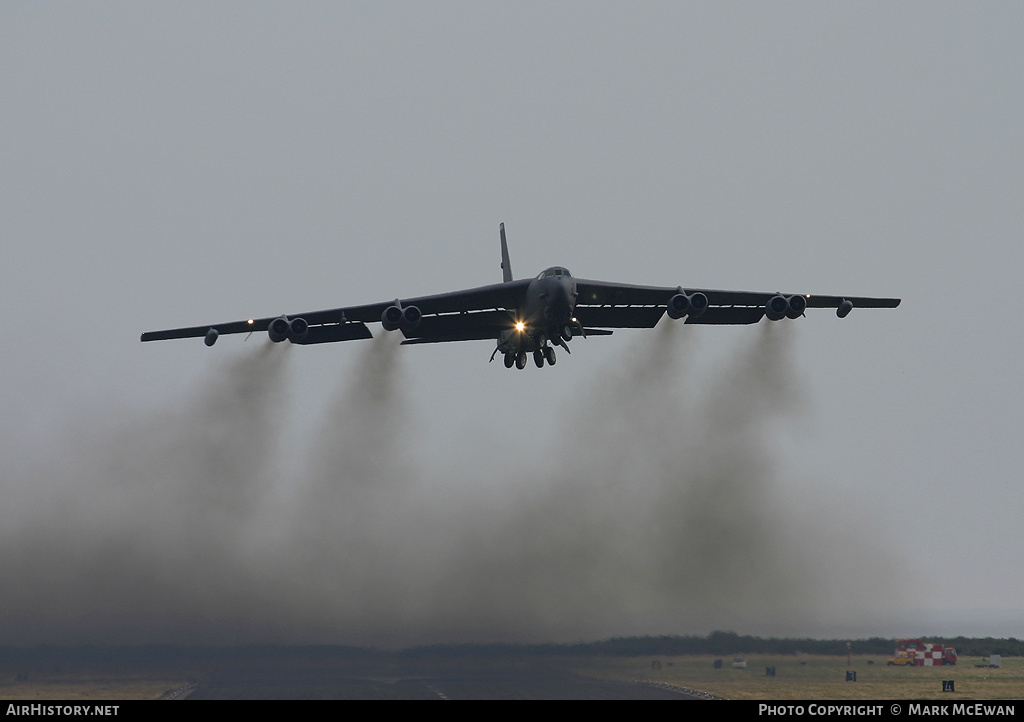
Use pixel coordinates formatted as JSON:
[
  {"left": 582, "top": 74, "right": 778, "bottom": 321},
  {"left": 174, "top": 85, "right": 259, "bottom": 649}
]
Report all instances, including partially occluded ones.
[{"left": 515, "top": 321, "right": 525, "bottom": 332}]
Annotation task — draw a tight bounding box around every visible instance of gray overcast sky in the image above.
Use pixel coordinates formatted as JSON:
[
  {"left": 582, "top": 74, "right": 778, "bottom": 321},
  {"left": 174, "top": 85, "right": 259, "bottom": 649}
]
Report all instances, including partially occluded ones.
[{"left": 2, "top": 3, "right": 1022, "bottom": 645}]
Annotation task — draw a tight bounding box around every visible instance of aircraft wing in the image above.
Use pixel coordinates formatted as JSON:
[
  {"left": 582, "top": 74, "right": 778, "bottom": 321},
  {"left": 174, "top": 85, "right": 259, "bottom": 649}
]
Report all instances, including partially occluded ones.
[
  {"left": 399, "top": 309, "right": 515, "bottom": 345},
  {"left": 140, "top": 280, "right": 532, "bottom": 346},
  {"left": 573, "top": 279, "right": 900, "bottom": 328}
]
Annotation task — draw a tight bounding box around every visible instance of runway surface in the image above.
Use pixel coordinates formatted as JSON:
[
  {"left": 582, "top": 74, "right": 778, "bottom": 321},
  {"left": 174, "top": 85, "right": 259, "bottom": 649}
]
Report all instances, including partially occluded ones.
[{"left": 185, "top": 660, "right": 704, "bottom": 700}]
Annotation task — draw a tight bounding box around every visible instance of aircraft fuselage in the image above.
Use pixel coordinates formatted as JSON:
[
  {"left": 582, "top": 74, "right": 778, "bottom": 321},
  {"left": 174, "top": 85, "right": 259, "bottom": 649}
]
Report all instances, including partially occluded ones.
[{"left": 498, "top": 267, "right": 577, "bottom": 354}]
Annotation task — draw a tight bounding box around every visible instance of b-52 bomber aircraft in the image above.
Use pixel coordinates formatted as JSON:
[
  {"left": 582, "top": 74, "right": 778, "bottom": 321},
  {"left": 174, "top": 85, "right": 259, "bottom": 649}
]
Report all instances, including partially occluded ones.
[{"left": 141, "top": 224, "right": 900, "bottom": 369}]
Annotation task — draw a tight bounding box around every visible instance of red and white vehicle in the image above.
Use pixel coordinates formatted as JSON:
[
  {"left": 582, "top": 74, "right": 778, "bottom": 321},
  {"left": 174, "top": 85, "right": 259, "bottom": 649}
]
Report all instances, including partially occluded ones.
[{"left": 895, "top": 639, "right": 957, "bottom": 666}]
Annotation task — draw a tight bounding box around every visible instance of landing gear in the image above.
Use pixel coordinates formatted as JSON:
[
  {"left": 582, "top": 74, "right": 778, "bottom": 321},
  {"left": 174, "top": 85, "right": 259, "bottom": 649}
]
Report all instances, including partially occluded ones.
[
  {"left": 501, "top": 341, "right": 557, "bottom": 370},
  {"left": 560, "top": 324, "right": 573, "bottom": 342}
]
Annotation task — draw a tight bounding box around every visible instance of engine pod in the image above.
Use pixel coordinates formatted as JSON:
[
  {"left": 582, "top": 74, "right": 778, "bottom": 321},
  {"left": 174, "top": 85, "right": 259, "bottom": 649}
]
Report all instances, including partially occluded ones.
[
  {"left": 268, "top": 316, "right": 291, "bottom": 343},
  {"left": 688, "top": 292, "right": 709, "bottom": 318},
  {"left": 381, "top": 305, "right": 403, "bottom": 332},
  {"left": 785, "top": 294, "right": 807, "bottom": 319},
  {"left": 667, "top": 292, "right": 708, "bottom": 319},
  {"left": 667, "top": 293, "right": 690, "bottom": 319},
  {"left": 288, "top": 316, "right": 309, "bottom": 342},
  {"left": 765, "top": 294, "right": 789, "bottom": 321},
  {"left": 401, "top": 305, "right": 422, "bottom": 328}
]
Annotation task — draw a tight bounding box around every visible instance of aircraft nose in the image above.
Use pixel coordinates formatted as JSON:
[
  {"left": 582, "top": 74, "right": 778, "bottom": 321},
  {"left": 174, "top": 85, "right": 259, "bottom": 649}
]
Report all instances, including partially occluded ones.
[
  {"left": 552, "top": 277, "right": 574, "bottom": 312},
  {"left": 548, "top": 276, "right": 565, "bottom": 307}
]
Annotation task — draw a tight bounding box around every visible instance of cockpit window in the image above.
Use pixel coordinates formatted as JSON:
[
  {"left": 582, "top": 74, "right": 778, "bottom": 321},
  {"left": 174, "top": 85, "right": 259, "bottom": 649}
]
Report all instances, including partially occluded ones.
[{"left": 538, "top": 267, "right": 573, "bottom": 279}]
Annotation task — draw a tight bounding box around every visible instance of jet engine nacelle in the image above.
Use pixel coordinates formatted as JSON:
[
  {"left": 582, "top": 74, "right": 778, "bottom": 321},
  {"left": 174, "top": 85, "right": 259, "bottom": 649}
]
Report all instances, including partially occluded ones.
[
  {"left": 204, "top": 328, "right": 219, "bottom": 347},
  {"left": 268, "top": 316, "right": 309, "bottom": 342},
  {"left": 288, "top": 316, "right": 309, "bottom": 342},
  {"left": 765, "top": 295, "right": 788, "bottom": 321},
  {"left": 381, "top": 304, "right": 422, "bottom": 331},
  {"left": 837, "top": 299, "right": 853, "bottom": 318},
  {"left": 766, "top": 294, "right": 808, "bottom": 321},
  {"left": 268, "top": 316, "right": 291, "bottom": 343},
  {"left": 381, "top": 305, "right": 403, "bottom": 331},
  {"left": 667, "top": 291, "right": 709, "bottom": 319},
  {"left": 785, "top": 294, "right": 807, "bottom": 319},
  {"left": 402, "top": 305, "right": 422, "bottom": 328}
]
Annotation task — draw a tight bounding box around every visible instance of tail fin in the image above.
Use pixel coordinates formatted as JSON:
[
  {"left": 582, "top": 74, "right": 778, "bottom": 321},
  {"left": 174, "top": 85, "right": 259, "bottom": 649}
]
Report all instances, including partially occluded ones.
[{"left": 499, "top": 223, "right": 513, "bottom": 283}]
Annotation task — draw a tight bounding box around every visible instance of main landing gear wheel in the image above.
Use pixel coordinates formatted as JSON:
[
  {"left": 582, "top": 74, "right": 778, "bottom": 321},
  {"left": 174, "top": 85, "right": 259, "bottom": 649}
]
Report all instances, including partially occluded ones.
[
  {"left": 504, "top": 352, "right": 515, "bottom": 368},
  {"left": 560, "top": 324, "right": 573, "bottom": 342},
  {"left": 515, "top": 351, "right": 527, "bottom": 369},
  {"left": 543, "top": 346, "right": 556, "bottom": 365},
  {"left": 533, "top": 350, "right": 544, "bottom": 368}
]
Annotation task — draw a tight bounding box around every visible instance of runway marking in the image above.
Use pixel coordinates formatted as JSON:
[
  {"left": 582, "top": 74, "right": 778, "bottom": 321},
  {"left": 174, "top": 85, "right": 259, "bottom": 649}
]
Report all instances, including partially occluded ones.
[
  {"left": 425, "top": 682, "right": 449, "bottom": 700},
  {"left": 159, "top": 683, "right": 197, "bottom": 700},
  {"left": 643, "top": 679, "right": 722, "bottom": 700}
]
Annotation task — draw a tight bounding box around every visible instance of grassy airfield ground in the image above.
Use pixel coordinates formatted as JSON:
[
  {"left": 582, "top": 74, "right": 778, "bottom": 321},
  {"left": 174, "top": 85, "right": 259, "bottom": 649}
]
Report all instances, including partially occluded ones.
[
  {"left": 0, "top": 654, "right": 1020, "bottom": 700},
  {"left": 0, "top": 676, "right": 190, "bottom": 701},
  {"left": 571, "top": 654, "right": 1024, "bottom": 700},
  {"left": 0, "top": 655, "right": 194, "bottom": 700}
]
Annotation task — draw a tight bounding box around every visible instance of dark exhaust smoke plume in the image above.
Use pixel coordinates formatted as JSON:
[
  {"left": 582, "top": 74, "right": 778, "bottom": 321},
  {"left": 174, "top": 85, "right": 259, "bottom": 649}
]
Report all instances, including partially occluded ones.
[
  {"left": 391, "top": 322, "right": 825, "bottom": 643},
  {"left": 1, "top": 343, "right": 291, "bottom": 644},
  {"left": 0, "top": 327, "right": 905, "bottom": 646}
]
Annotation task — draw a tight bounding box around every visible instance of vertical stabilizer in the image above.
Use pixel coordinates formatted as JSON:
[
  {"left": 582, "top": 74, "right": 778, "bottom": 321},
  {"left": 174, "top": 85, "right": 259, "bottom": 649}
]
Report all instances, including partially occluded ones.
[{"left": 500, "top": 223, "right": 513, "bottom": 282}]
